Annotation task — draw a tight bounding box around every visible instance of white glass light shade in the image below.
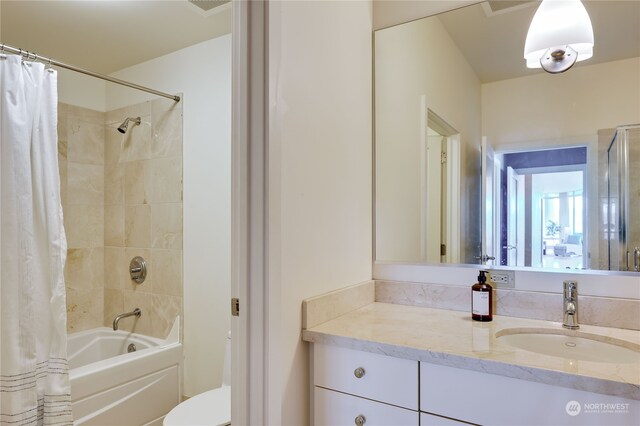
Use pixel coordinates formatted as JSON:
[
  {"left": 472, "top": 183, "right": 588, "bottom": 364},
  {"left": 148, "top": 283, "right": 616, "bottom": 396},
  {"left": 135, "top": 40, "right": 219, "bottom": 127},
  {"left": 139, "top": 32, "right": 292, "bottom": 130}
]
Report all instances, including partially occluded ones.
[{"left": 524, "top": 0, "right": 594, "bottom": 69}]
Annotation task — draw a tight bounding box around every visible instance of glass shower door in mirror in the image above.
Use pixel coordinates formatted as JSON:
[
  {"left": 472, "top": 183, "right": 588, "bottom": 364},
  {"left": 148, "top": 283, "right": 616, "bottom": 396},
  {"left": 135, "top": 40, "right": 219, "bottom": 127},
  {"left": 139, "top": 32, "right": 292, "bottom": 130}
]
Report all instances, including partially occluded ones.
[{"left": 607, "top": 125, "right": 640, "bottom": 271}]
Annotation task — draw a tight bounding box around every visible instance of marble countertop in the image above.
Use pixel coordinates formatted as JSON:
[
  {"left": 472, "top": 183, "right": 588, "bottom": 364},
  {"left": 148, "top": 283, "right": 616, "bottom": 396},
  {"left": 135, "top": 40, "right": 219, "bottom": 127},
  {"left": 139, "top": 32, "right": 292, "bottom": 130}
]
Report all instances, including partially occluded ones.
[{"left": 302, "top": 302, "right": 640, "bottom": 400}]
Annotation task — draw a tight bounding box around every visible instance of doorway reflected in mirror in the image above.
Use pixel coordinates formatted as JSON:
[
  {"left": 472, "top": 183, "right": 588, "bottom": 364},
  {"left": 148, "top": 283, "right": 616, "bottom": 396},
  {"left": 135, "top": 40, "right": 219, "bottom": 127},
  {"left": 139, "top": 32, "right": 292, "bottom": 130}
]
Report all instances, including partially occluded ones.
[{"left": 491, "top": 147, "right": 586, "bottom": 270}]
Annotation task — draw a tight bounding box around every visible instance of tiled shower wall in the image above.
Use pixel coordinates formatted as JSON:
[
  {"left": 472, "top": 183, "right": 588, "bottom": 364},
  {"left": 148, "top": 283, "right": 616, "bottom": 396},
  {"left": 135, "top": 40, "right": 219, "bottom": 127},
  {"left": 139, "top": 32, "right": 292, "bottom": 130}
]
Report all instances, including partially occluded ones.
[
  {"left": 59, "top": 98, "right": 183, "bottom": 339},
  {"left": 103, "top": 98, "right": 183, "bottom": 339},
  {"left": 59, "top": 104, "right": 106, "bottom": 333}
]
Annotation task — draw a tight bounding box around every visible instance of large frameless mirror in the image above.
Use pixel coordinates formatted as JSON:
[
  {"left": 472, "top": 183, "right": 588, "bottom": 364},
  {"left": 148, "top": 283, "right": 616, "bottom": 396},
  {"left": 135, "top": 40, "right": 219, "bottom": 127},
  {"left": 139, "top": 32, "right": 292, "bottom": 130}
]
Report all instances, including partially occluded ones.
[{"left": 374, "top": 0, "right": 640, "bottom": 272}]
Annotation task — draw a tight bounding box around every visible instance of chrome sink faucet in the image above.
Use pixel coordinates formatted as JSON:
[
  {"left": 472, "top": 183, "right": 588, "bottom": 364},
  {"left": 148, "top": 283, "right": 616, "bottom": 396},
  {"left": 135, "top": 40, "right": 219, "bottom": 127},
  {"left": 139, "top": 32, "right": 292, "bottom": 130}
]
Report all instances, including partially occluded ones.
[
  {"left": 562, "top": 281, "right": 579, "bottom": 330},
  {"left": 113, "top": 308, "right": 141, "bottom": 331}
]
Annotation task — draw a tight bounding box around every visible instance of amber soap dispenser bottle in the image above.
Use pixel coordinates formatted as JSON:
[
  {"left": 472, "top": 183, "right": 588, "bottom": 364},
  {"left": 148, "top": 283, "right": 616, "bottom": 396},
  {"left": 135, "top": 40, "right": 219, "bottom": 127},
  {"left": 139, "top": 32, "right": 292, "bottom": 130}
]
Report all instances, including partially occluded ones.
[{"left": 472, "top": 270, "right": 493, "bottom": 322}]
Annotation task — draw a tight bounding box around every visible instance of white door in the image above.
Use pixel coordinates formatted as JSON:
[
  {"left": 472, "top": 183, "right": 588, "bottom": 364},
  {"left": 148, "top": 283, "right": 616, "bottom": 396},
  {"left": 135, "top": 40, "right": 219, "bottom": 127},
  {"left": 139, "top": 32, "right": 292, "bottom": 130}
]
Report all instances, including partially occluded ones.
[
  {"left": 444, "top": 135, "right": 461, "bottom": 264},
  {"left": 506, "top": 166, "right": 519, "bottom": 266},
  {"left": 516, "top": 174, "right": 526, "bottom": 266},
  {"left": 481, "top": 138, "right": 497, "bottom": 266},
  {"left": 425, "top": 133, "right": 444, "bottom": 263}
]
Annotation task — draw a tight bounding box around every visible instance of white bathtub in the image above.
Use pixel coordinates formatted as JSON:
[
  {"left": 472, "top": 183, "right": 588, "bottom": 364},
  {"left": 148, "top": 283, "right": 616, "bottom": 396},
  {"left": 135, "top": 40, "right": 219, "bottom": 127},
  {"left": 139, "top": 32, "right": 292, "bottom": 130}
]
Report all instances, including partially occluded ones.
[{"left": 68, "top": 318, "right": 182, "bottom": 425}]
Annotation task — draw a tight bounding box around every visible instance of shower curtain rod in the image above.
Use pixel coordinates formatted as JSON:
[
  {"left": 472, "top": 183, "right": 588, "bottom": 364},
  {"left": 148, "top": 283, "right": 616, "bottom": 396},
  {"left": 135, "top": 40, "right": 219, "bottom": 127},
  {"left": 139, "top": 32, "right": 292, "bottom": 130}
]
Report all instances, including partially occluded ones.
[{"left": 0, "top": 43, "right": 180, "bottom": 102}]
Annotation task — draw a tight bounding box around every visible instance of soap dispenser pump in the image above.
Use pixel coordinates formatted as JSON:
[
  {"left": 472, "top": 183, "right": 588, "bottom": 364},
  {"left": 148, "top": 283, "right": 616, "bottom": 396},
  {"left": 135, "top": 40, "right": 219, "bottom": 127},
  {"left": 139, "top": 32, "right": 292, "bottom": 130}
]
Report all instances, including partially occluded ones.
[{"left": 472, "top": 270, "right": 493, "bottom": 322}]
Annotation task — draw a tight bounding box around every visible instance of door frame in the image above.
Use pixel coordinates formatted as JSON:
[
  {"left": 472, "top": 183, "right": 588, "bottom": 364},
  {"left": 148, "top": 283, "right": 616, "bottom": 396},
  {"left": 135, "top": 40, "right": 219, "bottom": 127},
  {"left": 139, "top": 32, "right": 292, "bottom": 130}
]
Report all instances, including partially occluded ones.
[
  {"left": 420, "top": 96, "right": 460, "bottom": 263},
  {"left": 231, "top": 0, "right": 269, "bottom": 423},
  {"left": 506, "top": 166, "right": 520, "bottom": 266},
  {"left": 481, "top": 137, "right": 498, "bottom": 266}
]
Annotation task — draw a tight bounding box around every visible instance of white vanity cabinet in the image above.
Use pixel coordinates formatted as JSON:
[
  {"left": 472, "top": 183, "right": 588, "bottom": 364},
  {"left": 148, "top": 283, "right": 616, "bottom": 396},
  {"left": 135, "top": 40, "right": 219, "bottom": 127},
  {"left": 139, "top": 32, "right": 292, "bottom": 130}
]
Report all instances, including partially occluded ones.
[
  {"left": 315, "top": 387, "right": 418, "bottom": 425},
  {"left": 420, "top": 362, "right": 639, "bottom": 426},
  {"left": 312, "top": 343, "right": 639, "bottom": 426},
  {"left": 312, "top": 343, "right": 419, "bottom": 425}
]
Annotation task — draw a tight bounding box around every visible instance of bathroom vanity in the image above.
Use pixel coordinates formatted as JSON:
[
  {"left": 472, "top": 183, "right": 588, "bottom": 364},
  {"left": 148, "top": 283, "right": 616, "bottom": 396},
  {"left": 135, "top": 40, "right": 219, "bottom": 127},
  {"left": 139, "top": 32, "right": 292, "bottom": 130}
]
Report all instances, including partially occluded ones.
[{"left": 303, "top": 285, "right": 640, "bottom": 426}]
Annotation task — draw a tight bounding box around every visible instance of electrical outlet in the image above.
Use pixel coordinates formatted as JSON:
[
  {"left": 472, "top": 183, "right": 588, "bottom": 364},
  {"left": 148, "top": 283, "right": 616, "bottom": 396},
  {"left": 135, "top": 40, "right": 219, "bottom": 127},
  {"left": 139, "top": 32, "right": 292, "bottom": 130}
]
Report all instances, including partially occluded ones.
[{"left": 487, "top": 270, "right": 515, "bottom": 289}]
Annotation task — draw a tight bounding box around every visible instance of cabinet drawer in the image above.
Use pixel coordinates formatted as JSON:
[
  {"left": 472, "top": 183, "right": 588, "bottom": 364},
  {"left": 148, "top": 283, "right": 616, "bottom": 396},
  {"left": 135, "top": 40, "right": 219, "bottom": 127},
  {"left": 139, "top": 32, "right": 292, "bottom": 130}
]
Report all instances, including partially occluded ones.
[
  {"left": 313, "top": 343, "right": 418, "bottom": 410},
  {"left": 314, "top": 387, "right": 418, "bottom": 426},
  {"left": 420, "top": 362, "right": 640, "bottom": 425}
]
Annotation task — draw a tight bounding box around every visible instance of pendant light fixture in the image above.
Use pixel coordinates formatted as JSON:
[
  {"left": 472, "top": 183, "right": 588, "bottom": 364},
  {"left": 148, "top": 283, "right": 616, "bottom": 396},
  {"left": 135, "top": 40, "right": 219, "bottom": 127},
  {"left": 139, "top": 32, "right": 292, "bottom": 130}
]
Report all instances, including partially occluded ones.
[{"left": 524, "top": 0, "right": 594, "bottom": 74}]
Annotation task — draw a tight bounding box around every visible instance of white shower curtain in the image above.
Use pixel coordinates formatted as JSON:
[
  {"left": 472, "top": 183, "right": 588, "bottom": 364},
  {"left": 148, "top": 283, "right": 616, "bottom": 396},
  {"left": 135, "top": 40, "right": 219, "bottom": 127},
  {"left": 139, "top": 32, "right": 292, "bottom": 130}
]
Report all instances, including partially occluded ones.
[{"left": 0, "top": 54, "right": 73, "bottom": 425}]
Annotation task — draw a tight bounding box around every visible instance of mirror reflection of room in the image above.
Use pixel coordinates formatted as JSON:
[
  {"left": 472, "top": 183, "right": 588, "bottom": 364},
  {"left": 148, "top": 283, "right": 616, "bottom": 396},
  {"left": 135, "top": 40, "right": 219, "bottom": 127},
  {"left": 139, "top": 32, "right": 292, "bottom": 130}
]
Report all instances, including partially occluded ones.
[
  {"left": 374, "top": 0, "right": 640, "bottom": 272},
  {"left": 497, "top": 147, "right": 586, "bottom": 270}
]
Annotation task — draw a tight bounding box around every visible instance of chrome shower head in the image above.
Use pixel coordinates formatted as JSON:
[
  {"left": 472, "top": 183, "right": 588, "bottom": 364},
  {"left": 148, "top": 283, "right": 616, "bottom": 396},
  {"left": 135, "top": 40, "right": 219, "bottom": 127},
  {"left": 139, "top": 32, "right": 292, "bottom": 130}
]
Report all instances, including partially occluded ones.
[{"left": 117, "top": 117, "right": 141, "bottom": 134}]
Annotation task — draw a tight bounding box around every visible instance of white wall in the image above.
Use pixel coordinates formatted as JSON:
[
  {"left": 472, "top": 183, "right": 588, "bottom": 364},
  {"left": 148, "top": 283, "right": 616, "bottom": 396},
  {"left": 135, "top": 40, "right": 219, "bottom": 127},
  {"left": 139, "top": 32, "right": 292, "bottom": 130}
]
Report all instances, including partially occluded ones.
[
  {"left": 268, "top": 1, "right": 373, "bottom": 423},
  {"left": 57, "top": 71, "right": 106, "bottom": 112},
  {"left": 375, "top": 15, "right": 482, "bottom": 263},
  {"left": 372, "top": 0, "right": 479, "bottom": 30},
  {"left": 107, "top": 35, "right": 232, "bottom": 397},
  {"left": 482, "top": 57, "right": 640, "bottom": 151}
]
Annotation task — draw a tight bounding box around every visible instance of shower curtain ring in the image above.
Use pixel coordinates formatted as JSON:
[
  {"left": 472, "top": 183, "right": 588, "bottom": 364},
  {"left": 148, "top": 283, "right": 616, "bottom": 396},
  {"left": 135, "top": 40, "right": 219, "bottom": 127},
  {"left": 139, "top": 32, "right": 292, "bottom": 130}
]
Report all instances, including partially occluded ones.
[
  {"left": 21, "top": 50, "right": 33, "bottom": 66},
  {"left": 0, "top": 45, "right": 6, "bottom": 60}
]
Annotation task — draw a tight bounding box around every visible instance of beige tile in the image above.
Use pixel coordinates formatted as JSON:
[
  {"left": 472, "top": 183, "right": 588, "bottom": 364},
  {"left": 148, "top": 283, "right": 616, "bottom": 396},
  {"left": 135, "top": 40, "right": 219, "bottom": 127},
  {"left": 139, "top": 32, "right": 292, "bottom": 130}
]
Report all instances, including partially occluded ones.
[
  {"left": 152, "top": 249, "right": 182, "bottom": 296},
  {"left": 106, "top": 101, "right": 151, "bottom": 125},
  {"left": 148, "top": 157, "right": 182, "bottom": 203},
  {"left": 125, "top": 205, "right": 151, "bottom": 247},
  {"left": 105, "top": 130, "right": 124, "bottom": 166},
  {"left": 151, "top": 108, "right": 183, "bottom": 159},
  {"left": 151, "top": 294, "right": 182, "bottom": 339},
  {"left": 121, "top": 289, "right": 153, "bottom": 336},
  {"left": 106, "top": 106, "right": 128, "bottom": 126},
  {"left": 66, "top": 287, "right": 104, "bottom": 334},
  {"left": 151, "top": 96, "right": 182, "bottom": 117},
  {"left": 57, "top": 102, "right": 68, "bottom": 147},
  {"left": 119, "top": 117, "right": 152, "bottom": 162},
  {"left": 151, "top": 204, "right": 182, "bottom": 249},
  {"left": 303, "top": 280, "right": 375, "bottom": 329},
  {"left": 58, "top": 155, "right": 68, "bottom": 208},
  {"left": 104, "top": 288, "right": 124, "bottom": 328},
  {"left": 125, "top": 161, "right": 150, "bottom": 205},
  {"left": 105, "top": 163, "right": 124, "bottom": 205},
  {"left": 58, "top": 137, "right": 68, "bottom": 160},
  {"left": 104, "top": 247, "right": 128, "bottom": 290},
  {"left": 375, "top": 281, "right": 469, "bottom": 312},
  {"left": 65, "top": 248, "right": 104, "bottom": 290},
  {"left": 124, "top": 248, "right": 152, "bottom": 292},
  {"left": 64, "top": 205, "right": 104, "bottom": 248},
  {"left": 105, "top": 105, "right": 128, "bottom": 126},
  {"left": 577, "top": 296, "right": 640, "bottom": 330},
  {"left": 105, "top": 204, "right": 124, "bottom": 247},
  {"left": 67, "top": 118, "right": 105, "bottom": 165},
  {"left": 67, "top": 163, "right": 104, "bottom": 205},
  {"left": 67, "top": 104, "right": 105, "bottom": 125}
]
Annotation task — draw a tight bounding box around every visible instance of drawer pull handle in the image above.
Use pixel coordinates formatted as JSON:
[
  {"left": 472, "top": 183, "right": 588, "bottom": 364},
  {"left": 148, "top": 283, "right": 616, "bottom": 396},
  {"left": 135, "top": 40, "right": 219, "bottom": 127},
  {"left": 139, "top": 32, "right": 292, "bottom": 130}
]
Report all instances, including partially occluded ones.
[
  {"left": 355, "top": 414, "right": 366, "bottom": 426},
  {"left": 353, "top": 367, "right": 366, "bottom": 378}
]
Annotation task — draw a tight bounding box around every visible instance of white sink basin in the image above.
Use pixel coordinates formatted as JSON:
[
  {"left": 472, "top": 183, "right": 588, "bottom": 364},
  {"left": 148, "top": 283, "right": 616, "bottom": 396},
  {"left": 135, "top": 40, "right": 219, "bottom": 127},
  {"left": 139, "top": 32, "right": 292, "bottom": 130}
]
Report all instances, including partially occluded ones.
[{"left": 496, "top": 328, "right": 640, "bottom": 363}]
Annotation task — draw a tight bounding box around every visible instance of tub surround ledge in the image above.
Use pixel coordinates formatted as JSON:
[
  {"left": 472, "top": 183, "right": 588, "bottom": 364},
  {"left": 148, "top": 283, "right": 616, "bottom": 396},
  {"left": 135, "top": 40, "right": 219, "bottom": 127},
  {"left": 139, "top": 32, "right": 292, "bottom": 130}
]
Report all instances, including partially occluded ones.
[{"left": 302, "top": 284, "right": 640, "bottom": 401}]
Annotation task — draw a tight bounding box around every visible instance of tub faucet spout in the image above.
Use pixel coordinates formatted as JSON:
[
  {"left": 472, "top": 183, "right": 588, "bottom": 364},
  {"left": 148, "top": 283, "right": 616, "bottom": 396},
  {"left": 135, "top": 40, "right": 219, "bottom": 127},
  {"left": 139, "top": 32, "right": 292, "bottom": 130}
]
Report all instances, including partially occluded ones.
[{"left": 113, "top": 308, "right": 141, "bottom": 331}]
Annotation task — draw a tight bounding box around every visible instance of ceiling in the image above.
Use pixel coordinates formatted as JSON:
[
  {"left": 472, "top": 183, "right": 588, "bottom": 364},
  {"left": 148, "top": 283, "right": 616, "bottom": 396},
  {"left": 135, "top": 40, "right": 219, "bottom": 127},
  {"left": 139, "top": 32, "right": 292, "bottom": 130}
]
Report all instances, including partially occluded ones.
[
  {"left": 437, "top": 0, "right": 640, "bottom": 83},
  {"left": 2, "top": 1, "right": 638, "bottom": 83},
  {"left": 0, "top": 0, "right": 231, "bottom": 74}
]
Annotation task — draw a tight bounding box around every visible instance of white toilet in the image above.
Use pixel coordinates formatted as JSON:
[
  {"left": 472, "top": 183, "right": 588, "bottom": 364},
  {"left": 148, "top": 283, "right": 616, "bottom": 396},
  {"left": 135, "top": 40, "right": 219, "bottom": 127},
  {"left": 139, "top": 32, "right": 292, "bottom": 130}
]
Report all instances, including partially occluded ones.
[{"left": 164, "top": 332, "right": 231, "bottom": 426}]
